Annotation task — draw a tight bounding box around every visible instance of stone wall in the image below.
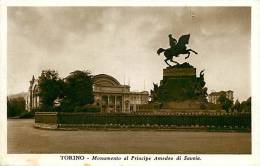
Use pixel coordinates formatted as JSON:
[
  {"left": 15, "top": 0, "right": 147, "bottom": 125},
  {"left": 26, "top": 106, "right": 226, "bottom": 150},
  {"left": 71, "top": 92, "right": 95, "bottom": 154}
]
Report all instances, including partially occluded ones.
[{"left": 35, "top": 112, "right": 58, "bottom": 124}]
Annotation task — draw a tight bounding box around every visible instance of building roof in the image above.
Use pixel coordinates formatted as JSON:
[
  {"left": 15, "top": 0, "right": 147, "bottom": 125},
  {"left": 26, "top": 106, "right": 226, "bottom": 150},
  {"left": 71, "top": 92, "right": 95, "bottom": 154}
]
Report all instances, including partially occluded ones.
[
  {"left": 93, "top": 74, "right": 149, "bottom": 95},
  {"left": 93, "top": 74, "right": 123, "bottom": 87}
]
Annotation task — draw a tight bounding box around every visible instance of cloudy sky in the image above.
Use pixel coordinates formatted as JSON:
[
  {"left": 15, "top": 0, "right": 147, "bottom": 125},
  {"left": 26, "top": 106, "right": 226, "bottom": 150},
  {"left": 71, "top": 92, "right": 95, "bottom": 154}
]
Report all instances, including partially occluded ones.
[{"left": 7, "top": 7, "right": 251, "bottom": 101}]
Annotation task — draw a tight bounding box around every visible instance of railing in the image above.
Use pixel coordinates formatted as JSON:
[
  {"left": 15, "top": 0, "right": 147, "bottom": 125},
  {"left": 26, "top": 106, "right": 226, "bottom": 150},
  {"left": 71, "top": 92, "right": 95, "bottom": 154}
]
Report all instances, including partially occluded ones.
[{"left": 35, "top": 112, "right": 251, "bottom": 130}]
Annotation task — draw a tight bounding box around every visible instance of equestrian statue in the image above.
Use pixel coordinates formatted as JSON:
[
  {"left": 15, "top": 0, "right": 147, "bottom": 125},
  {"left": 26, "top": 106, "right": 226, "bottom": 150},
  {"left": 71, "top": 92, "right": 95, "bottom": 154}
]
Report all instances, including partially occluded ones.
[{"left": 157, "top": 34, "right": 198, "bottom": 66}]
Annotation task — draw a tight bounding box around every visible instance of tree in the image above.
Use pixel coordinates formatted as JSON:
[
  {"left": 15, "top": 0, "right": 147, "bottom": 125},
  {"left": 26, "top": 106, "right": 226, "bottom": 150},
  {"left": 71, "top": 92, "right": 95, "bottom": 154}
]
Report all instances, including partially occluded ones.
[
  {"left": 7, "top": 97, "right": 26, "bottom": 117},
  {"left": 62, "top": 70, "right": 94, "bottom": 109},
  {"left": 246, "top": 97, "right": 251, "bottom": 112},
  {"left": 38, "top": 70, "right": 64, "bottom": 110},
  {"left": 233, "top": 99, "right": 241, "bottom": 112},
  {"left": 240, "top": 97, "right": 251, "bottom": 112},
  {"left": 218, "top": 94, "right": 233, "bottom": 112}
]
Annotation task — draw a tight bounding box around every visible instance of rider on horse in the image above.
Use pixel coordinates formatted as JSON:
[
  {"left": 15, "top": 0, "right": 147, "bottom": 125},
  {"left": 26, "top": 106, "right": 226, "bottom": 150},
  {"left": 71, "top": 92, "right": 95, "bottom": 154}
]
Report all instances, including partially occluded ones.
[{"left": 157, "top": 34, "right": 198, "bottom": 66}]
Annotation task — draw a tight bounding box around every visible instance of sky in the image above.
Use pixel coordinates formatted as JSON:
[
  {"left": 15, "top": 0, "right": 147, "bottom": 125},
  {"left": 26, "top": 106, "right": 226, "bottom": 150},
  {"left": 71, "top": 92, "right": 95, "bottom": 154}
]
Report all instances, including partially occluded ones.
[{"left": 7, "top": 7, "right": 251, "bottom": 101}]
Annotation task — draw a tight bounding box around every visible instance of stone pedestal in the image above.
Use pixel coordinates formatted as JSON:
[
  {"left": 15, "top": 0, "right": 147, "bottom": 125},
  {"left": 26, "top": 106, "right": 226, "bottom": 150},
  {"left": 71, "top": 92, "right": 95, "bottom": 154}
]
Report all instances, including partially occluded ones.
[
  {"left": 151, "top": 63, "right": 207, "bottom": 110},
  {"left": 163, "top": 67, "right": 196, "bottom": 77}
]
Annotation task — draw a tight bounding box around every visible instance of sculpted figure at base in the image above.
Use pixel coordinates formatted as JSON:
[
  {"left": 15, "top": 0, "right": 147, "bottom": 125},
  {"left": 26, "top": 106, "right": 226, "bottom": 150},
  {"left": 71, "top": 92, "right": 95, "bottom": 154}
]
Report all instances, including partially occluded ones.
[{"left": 157, "top": 34, "right": 198, "bottom": 66}]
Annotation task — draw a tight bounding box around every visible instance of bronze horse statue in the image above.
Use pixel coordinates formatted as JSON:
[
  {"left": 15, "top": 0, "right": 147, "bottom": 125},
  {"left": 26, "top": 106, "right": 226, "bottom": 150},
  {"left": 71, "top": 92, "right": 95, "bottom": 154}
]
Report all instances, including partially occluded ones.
[{"left": 157, "top": 34, "right": 198, "bottom": 66}]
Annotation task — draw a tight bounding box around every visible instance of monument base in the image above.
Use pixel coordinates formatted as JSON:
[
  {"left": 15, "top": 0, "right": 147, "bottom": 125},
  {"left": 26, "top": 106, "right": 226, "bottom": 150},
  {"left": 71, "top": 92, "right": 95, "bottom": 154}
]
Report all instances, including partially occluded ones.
[
  {"left": 163, "top": 100, "right": 203, "bottom": 110},
  {"left": 151, "top": 62, "right": 208, "bottom": 110}
]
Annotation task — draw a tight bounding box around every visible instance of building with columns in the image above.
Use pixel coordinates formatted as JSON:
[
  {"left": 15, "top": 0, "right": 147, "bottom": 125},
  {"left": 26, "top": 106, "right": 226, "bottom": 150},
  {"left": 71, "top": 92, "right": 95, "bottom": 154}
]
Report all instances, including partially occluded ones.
[
  {"left": 26, "top": 74, "right": 149, "bottom": 113},
  {"left": 93, "top": 74, "right": 149, "bottom": 113}
]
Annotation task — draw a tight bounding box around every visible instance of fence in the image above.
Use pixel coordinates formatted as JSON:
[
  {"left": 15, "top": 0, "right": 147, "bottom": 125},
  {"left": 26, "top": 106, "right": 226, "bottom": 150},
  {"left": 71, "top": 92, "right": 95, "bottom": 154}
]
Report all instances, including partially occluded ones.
[{"left": 35, "top": 112, "right": 251, "bottom": 130}]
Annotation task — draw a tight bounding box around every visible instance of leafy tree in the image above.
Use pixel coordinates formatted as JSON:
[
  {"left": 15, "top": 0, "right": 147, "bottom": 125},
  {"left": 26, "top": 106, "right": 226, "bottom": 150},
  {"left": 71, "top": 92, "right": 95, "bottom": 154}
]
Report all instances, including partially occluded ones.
[
  {"left": 7, "top": 97, "right": 26, "bottom": 117},
  {"left": 233, "top": 99, "right": 241, "bottom": 112},
  {"left": 240, "top": 97, "right": 251, "bottom": 112},
  {"left": 38, "top": 70, "right": 64, "bottom": 110},
  {"left": 218, "top": 94, "right": 233, "bottom": 112},
  {"left": 246, "top": 97, "right": 251, "bottom": 111},
  {"left": 62, "top": 70, "right": 94, "bottom": 109}
]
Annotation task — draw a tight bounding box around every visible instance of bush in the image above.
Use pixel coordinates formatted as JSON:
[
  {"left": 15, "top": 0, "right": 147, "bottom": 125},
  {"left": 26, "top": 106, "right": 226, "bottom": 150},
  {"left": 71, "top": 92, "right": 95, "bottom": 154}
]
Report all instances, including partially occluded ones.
[
  {"left": 7, "top": 97, "right": 26, "bottom": 117},
  {"left": 217, "top": 94, "right": 233, "bottom": 112},
  {"left": 74, "top": 104, "right": 101, "bottom": 113},
  {"left": 30, "top": 108, "right": 42, "bottom": 112},
  {"left": 19, "top": 111, "right": 35, "bottom": 119},
  {"left": 58, "top": 99, "right": 75, "bottom": 112}
]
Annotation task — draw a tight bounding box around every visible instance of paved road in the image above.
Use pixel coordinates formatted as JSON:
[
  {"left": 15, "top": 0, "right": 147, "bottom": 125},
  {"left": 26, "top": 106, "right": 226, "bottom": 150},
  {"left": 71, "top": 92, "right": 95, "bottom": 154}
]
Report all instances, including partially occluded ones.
[{"left": 8, "top": 119, "right": 251, "bottom": 154}]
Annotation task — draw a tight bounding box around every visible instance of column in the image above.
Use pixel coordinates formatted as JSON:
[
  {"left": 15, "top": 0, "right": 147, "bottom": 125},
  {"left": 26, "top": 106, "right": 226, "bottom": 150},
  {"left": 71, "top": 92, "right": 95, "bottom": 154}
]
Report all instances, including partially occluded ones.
[
  {"left": 32, "top": 93, "right": 34, "bottom": 108},
  {"left": 122, "top": 95, "right": 125, "bottom": 112},
  {"left": 115, "top": 96, "right": 117, "bottom": 112},
  {"left": 35, "top": 96, "right": 38, "bottom": 108},
  {"left": 37, "top": 96, "right": 40, "bottom": 108},
  {"left": 100, "top": 96, "right": 103, "bottom": 112},
  {"left": 107, "top": 95, "right": 110, "bottom": 112}
]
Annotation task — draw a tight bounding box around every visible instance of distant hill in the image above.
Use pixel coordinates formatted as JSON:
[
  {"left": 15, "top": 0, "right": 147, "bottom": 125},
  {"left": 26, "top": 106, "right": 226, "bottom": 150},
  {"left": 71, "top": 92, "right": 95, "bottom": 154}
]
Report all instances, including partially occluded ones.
[{"left": 8, "top": 92, "right": 28, "bottom": 100}]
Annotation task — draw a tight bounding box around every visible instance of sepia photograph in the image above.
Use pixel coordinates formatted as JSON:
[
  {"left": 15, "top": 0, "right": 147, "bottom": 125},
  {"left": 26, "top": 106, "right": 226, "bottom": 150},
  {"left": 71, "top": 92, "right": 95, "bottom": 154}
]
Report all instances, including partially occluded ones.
[{"left": 6, "top": 6, "right": 252, "bottom": 155}]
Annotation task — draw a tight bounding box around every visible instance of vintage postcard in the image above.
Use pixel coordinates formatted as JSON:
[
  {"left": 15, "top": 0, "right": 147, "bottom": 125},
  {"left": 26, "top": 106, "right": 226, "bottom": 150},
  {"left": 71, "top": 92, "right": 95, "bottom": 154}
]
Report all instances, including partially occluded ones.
[{"left": 1, "top": 1, "right": 260, "bottom": 166}]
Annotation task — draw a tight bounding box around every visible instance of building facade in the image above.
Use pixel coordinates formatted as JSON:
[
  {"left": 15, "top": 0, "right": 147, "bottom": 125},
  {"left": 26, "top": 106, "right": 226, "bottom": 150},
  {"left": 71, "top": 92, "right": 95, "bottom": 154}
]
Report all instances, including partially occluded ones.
[
  {"left": 93, "top": 74, "right": 149, "bottom": 112},
  {"left": 26, "top": 75, "right": 40, "bottom": 112},
  {"left": 208, "top": 90, "right": 233, "bottom": 104},
  {"left": 26, "top": 74, "right": 149, "bottom": 113}
]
